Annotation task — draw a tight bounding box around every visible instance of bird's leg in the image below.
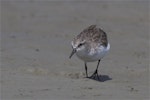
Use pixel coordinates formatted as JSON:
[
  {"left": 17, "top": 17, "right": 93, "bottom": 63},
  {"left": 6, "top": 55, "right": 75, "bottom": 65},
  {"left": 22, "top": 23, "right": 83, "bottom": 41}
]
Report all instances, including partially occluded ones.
[
  {"left": 84, "top": 62, "right": 88, "bottom": 77},
  {"left": 90, "top": 60, "right": 101, "bottom": 80}
]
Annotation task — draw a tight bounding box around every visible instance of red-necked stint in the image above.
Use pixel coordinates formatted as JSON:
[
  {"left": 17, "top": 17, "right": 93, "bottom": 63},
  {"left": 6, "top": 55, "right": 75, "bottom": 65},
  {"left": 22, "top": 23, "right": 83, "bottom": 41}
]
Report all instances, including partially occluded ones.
[{"left": 69, "top": 25, "right": 110, "bottom": 80}]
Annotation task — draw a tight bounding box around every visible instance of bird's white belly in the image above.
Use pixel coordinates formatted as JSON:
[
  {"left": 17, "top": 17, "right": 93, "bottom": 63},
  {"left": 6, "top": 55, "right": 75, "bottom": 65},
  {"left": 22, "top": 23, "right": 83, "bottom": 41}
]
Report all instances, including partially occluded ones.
[{"left": 76, "top": 43, "right": 110, "bottom": 62}]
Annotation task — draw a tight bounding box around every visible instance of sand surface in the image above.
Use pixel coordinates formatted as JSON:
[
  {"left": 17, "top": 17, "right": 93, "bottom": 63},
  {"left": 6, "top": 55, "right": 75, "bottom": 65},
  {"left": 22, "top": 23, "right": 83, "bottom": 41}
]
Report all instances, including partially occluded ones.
[{"left": 1, "top": 0, "right": 149, "bottom": 100}]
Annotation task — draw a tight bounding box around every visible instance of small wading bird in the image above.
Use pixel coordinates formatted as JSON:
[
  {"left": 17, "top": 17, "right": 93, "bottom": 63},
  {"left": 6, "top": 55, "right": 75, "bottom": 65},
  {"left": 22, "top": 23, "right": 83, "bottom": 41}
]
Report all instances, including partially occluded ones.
[{"left": 69, "top": 25, "right": 110, "bottom": 80}]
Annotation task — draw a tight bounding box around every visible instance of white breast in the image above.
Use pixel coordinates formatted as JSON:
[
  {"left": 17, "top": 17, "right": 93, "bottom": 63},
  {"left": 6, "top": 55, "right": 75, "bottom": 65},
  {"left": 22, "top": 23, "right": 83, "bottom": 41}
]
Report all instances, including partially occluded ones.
[{"left": 76, "top": 43, "right": 110, "bottom": 62}]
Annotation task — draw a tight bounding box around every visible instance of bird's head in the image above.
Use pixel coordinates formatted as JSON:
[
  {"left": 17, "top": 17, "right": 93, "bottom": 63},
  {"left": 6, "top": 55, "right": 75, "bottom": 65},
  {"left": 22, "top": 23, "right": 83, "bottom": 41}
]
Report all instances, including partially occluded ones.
[{"left": 69, "top": 38, "right": 86, "bottom": 59}]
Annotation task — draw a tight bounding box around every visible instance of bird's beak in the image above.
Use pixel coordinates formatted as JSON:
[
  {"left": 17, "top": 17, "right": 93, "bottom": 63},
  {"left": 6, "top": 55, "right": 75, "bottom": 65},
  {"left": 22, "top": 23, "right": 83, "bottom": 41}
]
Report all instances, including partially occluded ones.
[{"left": 69, "top": 49, "right": 76, "bottom": 59}]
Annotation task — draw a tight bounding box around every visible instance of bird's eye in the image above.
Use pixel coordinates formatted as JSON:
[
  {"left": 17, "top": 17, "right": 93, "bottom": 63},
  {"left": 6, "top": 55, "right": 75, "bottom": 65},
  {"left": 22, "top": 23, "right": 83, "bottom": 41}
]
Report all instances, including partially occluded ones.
[{"left": 78, "top": 43, "right": 83, "bottom": 47}]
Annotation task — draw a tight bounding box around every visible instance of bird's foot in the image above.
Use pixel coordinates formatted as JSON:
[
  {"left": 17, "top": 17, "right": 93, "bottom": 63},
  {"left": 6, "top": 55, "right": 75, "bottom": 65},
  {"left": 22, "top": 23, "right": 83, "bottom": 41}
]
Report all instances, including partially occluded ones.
[{"left": 89, "top": 70, "right": 100, "bottom": 80}]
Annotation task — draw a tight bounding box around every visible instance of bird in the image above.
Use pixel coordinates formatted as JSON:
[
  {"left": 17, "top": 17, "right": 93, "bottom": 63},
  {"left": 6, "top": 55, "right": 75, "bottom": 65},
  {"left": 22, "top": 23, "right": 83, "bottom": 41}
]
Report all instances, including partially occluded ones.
[{"left": 69, "top": 25, "right": 110, "bottom": 80}]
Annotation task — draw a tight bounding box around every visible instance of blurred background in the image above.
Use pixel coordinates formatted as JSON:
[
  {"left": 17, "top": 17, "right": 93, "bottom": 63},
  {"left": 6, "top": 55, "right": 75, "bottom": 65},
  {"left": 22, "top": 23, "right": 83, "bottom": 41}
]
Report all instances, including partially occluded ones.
[{"left": 1, "top": 0, "right": 149, "bottom": 100}]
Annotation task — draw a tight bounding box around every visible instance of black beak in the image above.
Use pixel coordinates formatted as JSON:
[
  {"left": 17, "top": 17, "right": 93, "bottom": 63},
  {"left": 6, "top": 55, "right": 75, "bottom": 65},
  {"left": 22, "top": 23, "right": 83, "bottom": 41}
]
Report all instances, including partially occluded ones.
[{"left": 69, "top": 49, "right": 76, "bottom": 59}]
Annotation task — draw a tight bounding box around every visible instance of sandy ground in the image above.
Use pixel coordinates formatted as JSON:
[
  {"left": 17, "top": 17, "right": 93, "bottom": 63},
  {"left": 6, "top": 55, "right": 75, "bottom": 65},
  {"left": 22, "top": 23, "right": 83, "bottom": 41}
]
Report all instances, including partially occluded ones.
[{"left": 0, "top": 0, "right": 149, "bottom": 100}]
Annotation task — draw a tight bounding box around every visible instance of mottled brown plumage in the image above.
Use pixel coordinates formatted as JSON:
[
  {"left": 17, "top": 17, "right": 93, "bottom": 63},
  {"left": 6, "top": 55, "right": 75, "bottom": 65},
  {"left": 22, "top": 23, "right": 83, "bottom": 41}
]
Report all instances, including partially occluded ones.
[{"left": 76, "top": 25, "right": 108, "bottom": 47}]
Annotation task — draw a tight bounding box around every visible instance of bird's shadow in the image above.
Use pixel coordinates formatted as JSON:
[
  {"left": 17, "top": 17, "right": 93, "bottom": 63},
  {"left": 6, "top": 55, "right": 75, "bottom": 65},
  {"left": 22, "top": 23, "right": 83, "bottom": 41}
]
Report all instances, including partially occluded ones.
[{"left": 87, "top": 75, "right": 112, "bottom": 82}]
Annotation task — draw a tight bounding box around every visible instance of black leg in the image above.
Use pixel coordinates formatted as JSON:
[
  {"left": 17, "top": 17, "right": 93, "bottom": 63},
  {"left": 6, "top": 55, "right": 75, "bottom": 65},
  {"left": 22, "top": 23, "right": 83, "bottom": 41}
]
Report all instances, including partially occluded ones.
[
  {"left": 90, "top": 60, "right": 101, "bottom": 80},
  {"left": 84, "top": 62, "right": 88, "bottom": 77}
]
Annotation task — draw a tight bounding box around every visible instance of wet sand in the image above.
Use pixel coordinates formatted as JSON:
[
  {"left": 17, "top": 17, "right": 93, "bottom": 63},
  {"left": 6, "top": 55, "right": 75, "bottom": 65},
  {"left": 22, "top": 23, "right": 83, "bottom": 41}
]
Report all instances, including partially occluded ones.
[{"left": 1, "top": 0, "right": 149, "bottom": 100}]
